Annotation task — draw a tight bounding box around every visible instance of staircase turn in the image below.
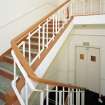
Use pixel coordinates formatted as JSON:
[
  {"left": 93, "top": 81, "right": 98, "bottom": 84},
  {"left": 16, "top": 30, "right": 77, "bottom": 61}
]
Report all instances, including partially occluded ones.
[
  {"left": 10, "top": 0, "right": 86, "bottom": 105},
  {"left": 0, "top": 0, "right": 86, "bottom": 105}
]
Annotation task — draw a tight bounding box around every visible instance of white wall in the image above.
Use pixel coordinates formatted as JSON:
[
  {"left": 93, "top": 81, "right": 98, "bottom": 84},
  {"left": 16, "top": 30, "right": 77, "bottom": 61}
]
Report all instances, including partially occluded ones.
[
  {"left": 35, "top": 21, "right": 74, "bottom": 82},
  {"left": 47, "top": 0, "right": 65, "bottom": 6},
  {"left": 69, "top": 25, "right": 105, "bottom": 96},
  {"left": 0, "top": 0, "right": 60, "bottom": 55},
  {"left": 100, "top": 0, "right": 105, "bottom": 14},
  {"left": 73, "top": 15, "right": 105, "bottom": 25},
  {"left": 41, "top": 25, "right": 75, "bottom": 84},
  {"left": 43, "top": 24, "right": 105, "bottom": 96},
  {"left": 0, "top": 0, "right": 104, "bottom": 55},
  {"left": 43, "top": 33, "right": 74, "bottom": 84}
]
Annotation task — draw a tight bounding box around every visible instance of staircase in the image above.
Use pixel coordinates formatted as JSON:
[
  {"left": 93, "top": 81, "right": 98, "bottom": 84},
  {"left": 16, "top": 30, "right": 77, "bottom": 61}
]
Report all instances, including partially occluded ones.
[
  {"left": 1, "top": 0, "right": 104, "bottom": 105},
  {"left": 0, "top": 50, "right": 13, "bottom": 104},
  {"left": 0, "top": 50, "right": 22, "bottom": 104},
  {"left": 10, "top": 0, "right": 86, "bottom": 105}
]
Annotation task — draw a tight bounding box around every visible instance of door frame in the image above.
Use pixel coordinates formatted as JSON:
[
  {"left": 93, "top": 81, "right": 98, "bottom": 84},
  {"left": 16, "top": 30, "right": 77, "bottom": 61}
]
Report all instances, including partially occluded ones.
[{"left": 74, "top": 45, "right": 101, "bottom": 94}]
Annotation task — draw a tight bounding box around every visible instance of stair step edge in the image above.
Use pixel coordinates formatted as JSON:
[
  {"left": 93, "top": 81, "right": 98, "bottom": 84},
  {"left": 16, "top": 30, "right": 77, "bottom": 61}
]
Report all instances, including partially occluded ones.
[
  {"left": 4, "top": 55, "right": 13, "bottom": 60},
  {"left": 0, "top": 67, "right": 14, "bottom": 75}
]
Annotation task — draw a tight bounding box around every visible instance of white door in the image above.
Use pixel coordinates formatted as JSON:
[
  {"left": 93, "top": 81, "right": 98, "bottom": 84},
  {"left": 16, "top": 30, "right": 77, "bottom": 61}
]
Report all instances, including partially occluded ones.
[{"left": 75, "top": 46, "right": 100, "bottom": 93}]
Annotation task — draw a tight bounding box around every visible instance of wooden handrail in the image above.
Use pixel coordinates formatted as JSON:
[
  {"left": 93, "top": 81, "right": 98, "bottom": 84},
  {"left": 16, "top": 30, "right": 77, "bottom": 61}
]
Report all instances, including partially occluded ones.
[
  {"left": 11, "top": 40, "right": 85, "bottom": 90},
  {"left": 11, "top": 0, "right": 84, "bottom": 91},
  {"left": 13, "top": 0, "right": 71, "bottom": 45},
  {"left": 29, "top": 71, "right": 85, "bottom": 89}
]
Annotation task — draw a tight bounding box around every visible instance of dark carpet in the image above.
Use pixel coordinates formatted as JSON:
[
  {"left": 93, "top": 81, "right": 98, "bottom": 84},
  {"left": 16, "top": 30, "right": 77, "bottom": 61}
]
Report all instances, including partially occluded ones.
[
  {"left": 44, "top": 87, "right": 105, "bottom": 105},
  {"left": 85, "top": 89, "right": 105, "bottom": 105}
]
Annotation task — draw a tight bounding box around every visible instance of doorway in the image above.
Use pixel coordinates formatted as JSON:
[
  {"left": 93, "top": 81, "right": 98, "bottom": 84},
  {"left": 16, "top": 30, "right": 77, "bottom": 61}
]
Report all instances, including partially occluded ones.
[{"left": 75, "top": 46, "right": 100, "bottom": 93}]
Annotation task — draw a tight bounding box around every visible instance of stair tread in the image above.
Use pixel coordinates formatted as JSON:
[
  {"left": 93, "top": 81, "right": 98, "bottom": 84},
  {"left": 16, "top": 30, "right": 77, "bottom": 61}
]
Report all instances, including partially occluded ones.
[
  {"left": 0, "top": 75, "right": 12, "bottom": 94},
  {"left": 0, "top": 99, "right": 5, "bottom": 105},
  {"left": 0, "top": 61, "right": 21, "bottom": 75}
]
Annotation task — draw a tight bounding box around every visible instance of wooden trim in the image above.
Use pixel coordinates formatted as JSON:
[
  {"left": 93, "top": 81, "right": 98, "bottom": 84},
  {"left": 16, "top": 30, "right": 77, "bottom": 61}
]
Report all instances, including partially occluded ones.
[{"left": 29, "top": 71, "right": 84, "bottom": 89}]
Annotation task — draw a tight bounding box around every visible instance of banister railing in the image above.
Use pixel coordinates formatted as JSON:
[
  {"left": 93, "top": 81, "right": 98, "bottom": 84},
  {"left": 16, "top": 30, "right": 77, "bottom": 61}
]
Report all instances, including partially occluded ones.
[
  {"left": 12, "top": 0, "right": 71, "bottom": 44},
  {"left": 11, "top": 0, "right": 71, "bottom": 68},
  {"left": 11, "top": 0, "right": 85, "bottom": 105},
  {"left": 11, "top": 0, "right": 73, "bottom": 87},
  {"left": 12, "top": 50, "right": 85, "bottom": 105}
]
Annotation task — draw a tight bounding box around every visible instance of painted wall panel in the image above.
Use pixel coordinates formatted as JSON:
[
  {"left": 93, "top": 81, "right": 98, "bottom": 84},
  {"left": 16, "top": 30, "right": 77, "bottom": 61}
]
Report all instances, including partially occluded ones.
[
  {"left": 44, "top": 24, "right": 105, "bottom": 96},
  {"left": 69, "top": 25, "right": 105, "bottom": 95}
]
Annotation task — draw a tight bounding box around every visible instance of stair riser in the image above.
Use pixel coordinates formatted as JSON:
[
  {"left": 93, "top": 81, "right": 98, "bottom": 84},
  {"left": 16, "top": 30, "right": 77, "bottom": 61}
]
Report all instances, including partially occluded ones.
[
  {"left": 48, "top": 21, "right": 63, "bottom": 24},
  {"left": 1, "top": 56, "right": 13, "bottom": 64},
  {"left": 30, "top": 38, "right": 51, "bottom": 43},
  {"left": 31, "top": 36, "right": 52, "bottom": 41},
  {"left": 20, "top": 51, "right": 37, "bottom": 61},
  {"left": 0, "top": 69, "right": 13, "bottom": 80},
  {"left": 25, "top": 43, "right": 43, "bottom": 49},
  {"left": 45, "top": 24, "right": 62, "bottom": 28},
  {"left": 32, "top": 32, "right": 53, "bottom": 38}
]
